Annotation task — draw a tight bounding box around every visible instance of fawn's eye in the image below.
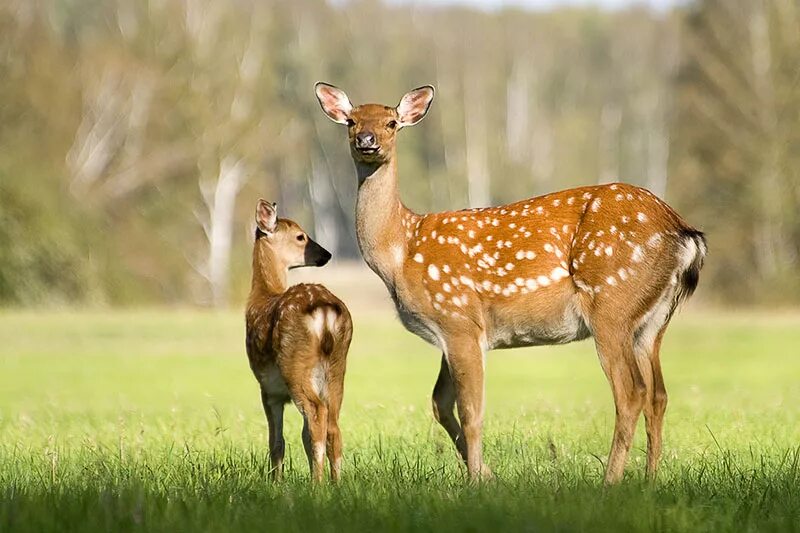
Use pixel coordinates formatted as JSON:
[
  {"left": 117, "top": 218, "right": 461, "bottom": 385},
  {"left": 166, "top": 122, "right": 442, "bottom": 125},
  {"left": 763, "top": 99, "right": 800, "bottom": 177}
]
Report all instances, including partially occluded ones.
[
  {"left": 387, "top": 120, "right": 397, "bottom": 129},
  {"left": 346, "top": 119, "right": 355, "bottom": 127},
  {"left": 296, "top": 234, "right": 305, "bottom": 242}
]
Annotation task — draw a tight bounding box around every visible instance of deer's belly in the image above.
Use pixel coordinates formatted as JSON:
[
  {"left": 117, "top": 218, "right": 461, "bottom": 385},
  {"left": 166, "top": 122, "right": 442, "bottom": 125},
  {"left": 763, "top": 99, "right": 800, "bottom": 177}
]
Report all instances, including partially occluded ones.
[{"left": 488, "top": 302, "right": 592, "bottom": 349}]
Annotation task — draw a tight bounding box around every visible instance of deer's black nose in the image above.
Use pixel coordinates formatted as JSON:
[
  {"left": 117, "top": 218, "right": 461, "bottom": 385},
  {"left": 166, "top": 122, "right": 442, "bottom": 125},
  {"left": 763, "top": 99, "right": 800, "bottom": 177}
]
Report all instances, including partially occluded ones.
[{"left": 355, "top": 131, "right": 376, "bottom": 149}]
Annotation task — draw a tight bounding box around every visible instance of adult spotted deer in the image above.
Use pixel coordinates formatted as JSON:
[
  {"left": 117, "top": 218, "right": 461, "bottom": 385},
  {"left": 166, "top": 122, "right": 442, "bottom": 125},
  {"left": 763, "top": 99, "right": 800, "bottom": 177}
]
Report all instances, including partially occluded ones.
[
  {"left": 315, "top": 83, "right": 706, "bottom": 484},
  {"left": 246, "top": 199, "right": 352, "bottom": 482}
]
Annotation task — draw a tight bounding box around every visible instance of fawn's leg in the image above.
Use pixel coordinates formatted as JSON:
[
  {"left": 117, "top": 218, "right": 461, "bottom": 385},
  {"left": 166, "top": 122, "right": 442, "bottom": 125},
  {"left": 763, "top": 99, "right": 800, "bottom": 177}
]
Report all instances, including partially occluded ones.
[
  {"left": 300, "top": 399, "right": 328, "bottom": 483},
  {"left": 326, "top": 379, "right": 344, "bottom": 482},
  {"left": 261, "top": 390, "right": 285, "bottom": 480}
]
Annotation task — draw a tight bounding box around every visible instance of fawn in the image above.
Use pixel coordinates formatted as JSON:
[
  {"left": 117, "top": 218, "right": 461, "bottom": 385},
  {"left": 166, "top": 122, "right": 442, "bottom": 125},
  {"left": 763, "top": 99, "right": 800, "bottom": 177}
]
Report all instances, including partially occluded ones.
[
  {"left": 315, "top": 82, "right": 706, "bottom": 484},
  {"left": 245, "top": 199, "right": 352, "bottom": 482}
]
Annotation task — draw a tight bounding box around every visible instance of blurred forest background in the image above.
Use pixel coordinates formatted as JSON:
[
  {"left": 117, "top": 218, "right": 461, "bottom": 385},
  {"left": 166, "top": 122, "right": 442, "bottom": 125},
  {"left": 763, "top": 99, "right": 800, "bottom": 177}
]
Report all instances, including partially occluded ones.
[{"left": 0, "top": 0, "right": 798, "bottom": 308}]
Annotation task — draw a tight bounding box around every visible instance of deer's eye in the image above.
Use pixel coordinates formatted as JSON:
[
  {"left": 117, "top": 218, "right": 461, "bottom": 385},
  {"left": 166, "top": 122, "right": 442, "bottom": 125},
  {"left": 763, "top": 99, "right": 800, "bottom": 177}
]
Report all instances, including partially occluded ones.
[
  {"left": 346, "top": 119, "right": 355, "bottom": 127},
  {"left": 296, "top": 234, "right": 306, "bottom": 242},
  {"left": 387, "top": 120, "right": 397, "bottom": 129}
]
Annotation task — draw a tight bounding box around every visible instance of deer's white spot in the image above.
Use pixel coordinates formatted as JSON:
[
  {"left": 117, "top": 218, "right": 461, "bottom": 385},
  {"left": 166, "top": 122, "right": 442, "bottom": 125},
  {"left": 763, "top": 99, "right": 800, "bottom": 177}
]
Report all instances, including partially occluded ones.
[
  {"left": 437, "top": 236, "right": 445, "bottom": 244},
  {"left": 544, "top": 243, "right": 554, "bottom": 253},
  {"left": 588, "top": 240, "right": 595, "bottom": 250},
  {"left": 621, "top": 216, "right": 630, "bottom": 224},
  {"left": 443, "top": 264, "right": 451, "bottom": 274},
  {"left": 562, "top": 224, "right": 570, "bottom": 234},
  {"left": 591, "top": 198, "right": 602, "bottom": 212},
  {"left": 493, "top": 284, "right": 502, "bottom": 294},
  {"left": 468, "top": 230, "right": 475, "bottom": 239},
  {"left": 647, "top": 233, "right": 662, "bottom": 248},
  {"left": 515, "top": 250, "right": 525, "bottom": 260},
  {"left": 637, "top": 212, "right": 648, "bottom": 222},
  {"left": 567, "top": 197, "right": 575, "bottom": 205},
  {"left": 606, "top": 276, "right": 617, "bottom": 286},
  {"left": 553, "top": 199, "right": 561, "bottom": 207},
  {"left": 605, "top": 246, "right": 613, "bottom": 256},
  {"left": 535, "top": 206, "right": 544, "bottom": 215},
  {"left": 460, "top": 276, "right": 474, "bottom": 289},
  {"left": 632, "top": 245, "right": 644, "bottom": 263},
  {"left": 550, "top": 267, "right": 569, "bottom": 281},
  {"left": 482, "top": 280, "right": 492, "bottom": 291},
  {"left": 492, "top": 219, "right": 499, "bottom": 226},
  {"left": 497, "top": 268, "right": 507, "bottom": 276},
  {"left": 505, "top": 262, "right": 514, "bottom": 270},
  {"left": 618, "top": 268, "right": 628, "bottom": 281},
  {"left": 610, "top": 225, "right": 617, "bottom": 234},
  {"left": 525, "top": 278, "right": 538, "bottom": 290},
  {"left": 509, "top": 223, "right": 517, "bottom": 229},
  {"left": 428, "top": 264, "right": 440, "bottom": 280},
  {"left": 515, "top": 277, "right": 525, "bottom": 287},
  {"left": 610, "top": 184, "right": 618, "bottom": 190},
  {"left": 525, "top": 251, "right": 536, "bottom": 260},
  {"left": 452, "top": 296, "right": 462, "bottom": 307},
  {"left": 594, "top": 248, "right": 602, "bottom": 256},
  {"left": 435, "top": 293, "right": 445, "bottom": 302},
  {"left": 413, "top": 253, "right": 424, "bottom": 263},
  {"left": 537, "top": 275, "right": 551, "bottom": 287},
  {"left": 443, "top": 283, "right": 451, "bottom": 293},
  {"left": 626, "top": 193, "right": 634, "bottom": 200}
]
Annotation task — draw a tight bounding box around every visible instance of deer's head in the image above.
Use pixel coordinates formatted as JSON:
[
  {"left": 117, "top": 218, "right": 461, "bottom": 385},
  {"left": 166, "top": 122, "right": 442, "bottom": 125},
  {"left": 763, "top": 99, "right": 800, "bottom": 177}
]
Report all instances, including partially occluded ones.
[
  {"left": 254, "top": 199, "right": 331, "bottom": 270},
  {"left": 315, "top": 83, "right": 434, "bottom": 166}
]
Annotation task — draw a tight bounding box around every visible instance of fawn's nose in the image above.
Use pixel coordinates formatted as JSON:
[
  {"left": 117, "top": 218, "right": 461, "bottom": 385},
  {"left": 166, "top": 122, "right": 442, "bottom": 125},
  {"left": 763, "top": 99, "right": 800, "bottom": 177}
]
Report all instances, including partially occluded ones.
[{"left": 355, "top": 131, "right": 377, "bottom": 149}]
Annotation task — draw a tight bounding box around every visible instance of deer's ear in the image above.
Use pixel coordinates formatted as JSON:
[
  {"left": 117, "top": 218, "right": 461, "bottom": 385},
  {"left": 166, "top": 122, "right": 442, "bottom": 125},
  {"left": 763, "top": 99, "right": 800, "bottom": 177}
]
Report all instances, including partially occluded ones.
[
  {"left": 255, "top": 199, "right": 278, "bottom": 234},
  {"left": 314, "top": 82, "right": 353, "bottom": 124},
  {"left": 396, "top": 85, "right": 434, "bottom": 127}
]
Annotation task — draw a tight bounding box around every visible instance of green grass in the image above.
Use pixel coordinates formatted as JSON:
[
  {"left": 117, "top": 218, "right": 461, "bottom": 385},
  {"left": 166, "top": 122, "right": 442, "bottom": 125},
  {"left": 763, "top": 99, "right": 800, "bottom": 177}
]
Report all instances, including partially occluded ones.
[{"left": 1, "top": 309, "right": 799, "bottom": 532}]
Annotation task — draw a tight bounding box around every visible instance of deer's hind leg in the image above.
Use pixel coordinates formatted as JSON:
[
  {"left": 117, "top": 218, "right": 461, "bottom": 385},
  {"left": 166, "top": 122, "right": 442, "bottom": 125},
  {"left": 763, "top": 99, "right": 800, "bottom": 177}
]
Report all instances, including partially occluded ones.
[
  {"left": 593, "top": 323, "right": 647, "bottom": 485},
  {"left": 635, "top": 327, "right": 668, "bottom": 480}
]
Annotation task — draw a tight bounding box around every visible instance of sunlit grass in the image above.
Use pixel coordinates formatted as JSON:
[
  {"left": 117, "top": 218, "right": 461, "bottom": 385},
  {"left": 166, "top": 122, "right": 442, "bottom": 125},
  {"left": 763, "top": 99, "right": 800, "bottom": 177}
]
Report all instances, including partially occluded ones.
[{"left": 1, "top": 310, "right": 799, "bottom": 531}]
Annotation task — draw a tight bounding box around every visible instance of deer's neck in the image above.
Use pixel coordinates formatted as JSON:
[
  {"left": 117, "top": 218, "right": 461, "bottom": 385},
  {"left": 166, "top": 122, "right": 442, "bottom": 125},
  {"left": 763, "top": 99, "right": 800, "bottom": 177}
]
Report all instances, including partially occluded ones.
[
  {"left": 355, "top": 158, "right": 412, "bottom": 287},
  {"left": 250, "top": 241, "right": 287, "bottom": 299}
]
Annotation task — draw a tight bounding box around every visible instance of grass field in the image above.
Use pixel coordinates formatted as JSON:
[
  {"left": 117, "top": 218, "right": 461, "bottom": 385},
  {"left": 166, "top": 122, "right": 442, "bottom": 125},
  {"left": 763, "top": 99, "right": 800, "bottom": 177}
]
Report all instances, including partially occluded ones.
[{"left": 1, "top": 309, "right": 799, "bottom": 532}]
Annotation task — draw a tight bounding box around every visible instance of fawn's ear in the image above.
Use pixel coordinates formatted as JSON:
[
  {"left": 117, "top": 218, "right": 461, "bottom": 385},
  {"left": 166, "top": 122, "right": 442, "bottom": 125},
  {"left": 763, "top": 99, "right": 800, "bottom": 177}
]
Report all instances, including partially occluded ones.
[
  {"left": 314, "top": 82, "right": 353, "bottom": 124},
  {"left": 396, "top": 85, "right": 435, "bottom": 127},
  {"left": 255, "top": 199, "right": 278, "bottom": 234}
]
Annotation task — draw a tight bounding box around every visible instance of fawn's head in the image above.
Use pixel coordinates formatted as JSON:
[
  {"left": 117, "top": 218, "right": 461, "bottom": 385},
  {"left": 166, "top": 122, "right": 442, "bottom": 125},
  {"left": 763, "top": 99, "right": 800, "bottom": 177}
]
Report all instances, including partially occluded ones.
[
  {"left": 254, "top": 199, "right": 331, "bottom": 270},
  {"left": 315, "top": 83, "right": 434, "bottom": 166}
]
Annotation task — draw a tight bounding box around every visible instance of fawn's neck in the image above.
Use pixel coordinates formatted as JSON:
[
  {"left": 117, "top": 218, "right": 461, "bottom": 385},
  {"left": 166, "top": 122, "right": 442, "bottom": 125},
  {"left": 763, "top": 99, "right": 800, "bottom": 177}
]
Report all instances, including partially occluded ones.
[
  {"left": 250, "top": 239, "right": 288, "bottom": 299},
  {"left": 355, "top": 157, "right": 413, "bottom": 287}
]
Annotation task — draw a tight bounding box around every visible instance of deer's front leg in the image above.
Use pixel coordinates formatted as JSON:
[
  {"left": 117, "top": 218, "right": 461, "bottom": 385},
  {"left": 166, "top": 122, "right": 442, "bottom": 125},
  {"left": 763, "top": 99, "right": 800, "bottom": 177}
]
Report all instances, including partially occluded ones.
[
  {"left": 445, "top": 337, "right": 492, "bottom": 481},
  {"left": 432, "top": 353, "right": 467, "bottom": 461},
  {"left": 261, "top": 390, "right": 285, "bottom": 480}
]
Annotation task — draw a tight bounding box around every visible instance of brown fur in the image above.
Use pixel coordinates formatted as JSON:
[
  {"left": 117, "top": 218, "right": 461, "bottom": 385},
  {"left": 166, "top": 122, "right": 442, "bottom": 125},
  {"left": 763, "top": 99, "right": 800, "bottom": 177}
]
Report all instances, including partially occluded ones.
[
  {"left": 316, "top": 83, "right": 707, "bottom": 484},
  {"left": 246, "top": 200, "right": 353, "bottom": 482}
]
